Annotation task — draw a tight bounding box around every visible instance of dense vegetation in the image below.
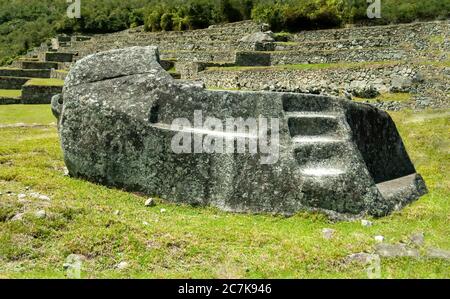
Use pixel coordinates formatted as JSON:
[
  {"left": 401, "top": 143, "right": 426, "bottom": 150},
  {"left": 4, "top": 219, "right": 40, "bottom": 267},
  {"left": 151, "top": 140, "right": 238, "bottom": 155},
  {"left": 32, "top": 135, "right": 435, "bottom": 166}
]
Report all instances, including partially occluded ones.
[{"left": 1, "top": 0, "right": 449, "bottom": 65}]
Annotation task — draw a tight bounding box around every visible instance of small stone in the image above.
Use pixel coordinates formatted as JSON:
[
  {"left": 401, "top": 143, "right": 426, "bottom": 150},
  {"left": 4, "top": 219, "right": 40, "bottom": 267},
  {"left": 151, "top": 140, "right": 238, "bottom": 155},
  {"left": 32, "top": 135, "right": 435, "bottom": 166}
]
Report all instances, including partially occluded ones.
[
  {"left": 25, "top": 186, "right": 30, "bottom": 191},
  {"left": 63, "top": 254, "right": 86, "bottom": 269},
  {"left": 144, "top": 198, "right": 156, "bottom": 207},
  {"left": 322, "top": 228, "right": 336, "bottom": 240},
  {"left": 143, "top": 221, "right": 149, "bottom": 226},
  {"left": 361, "top": 220, "right": 373, "bottom": 227},
  {"left": 410, "top": 232, "right": 425, "bottom": 246},
  {"left": 113, "top": 210, "right": 120, "bottom": 215},
  {"left": 160, "top": 208, "right": 166, "bottom": 213},
  {"left": 17, "top": 194, "right": 26, "bottom": 200},
  {"left": 115, "top": 261, "right": 129, "bottom": 270},
  {"left": 29, "top": 192, "right": 51, "bottom": 201},
  {"left": 35, "top": 210, "right": 46, "bottom": 219},
  {"left": 346, "top": 253, "right": 379, "bottom": 264},
  {"left": 375, "top": 243, "right": 419, "bottom": 258},
  {"left": 427, "top": 248, "right": 450, "bottom": 260},
  {"left": 38, "top": 195, "right": 51, "bottom": 201},
  {"left": 374, "top": 235, "right": 384, "bottom": 243},
  {"left": 11, "top": 213, "right": 24, "bottom": 221}
]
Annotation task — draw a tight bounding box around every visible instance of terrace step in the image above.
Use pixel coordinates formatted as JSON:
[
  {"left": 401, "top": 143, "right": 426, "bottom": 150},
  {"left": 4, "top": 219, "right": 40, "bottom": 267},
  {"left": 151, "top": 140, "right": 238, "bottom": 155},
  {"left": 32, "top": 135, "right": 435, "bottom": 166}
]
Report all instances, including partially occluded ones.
[
  {"left": 0, "top": 89, "right": 22, "bottom": 105},
  {"left": 43, "top": 52, "right": 75, "bottom": 63},
  {"left": 20, "top": 61, "right": 59, "bottom": 70},
  {"left": 286, "top": 112, "right": 347, "bottom": 138},
  {"left": 282, "top": 94, "right": 342, "bottom": 113},
  {"left": 0, "top": 76, "right": 30, "bottom": 89},
  {"left": 21, "top": 83, "right": 63, "bottom": 104},
  {"left": 292, "top": 138, "right": 353, "bottom": 168},
  {"left": 0, "top": 68, "right": 51, "bottom": 78}
]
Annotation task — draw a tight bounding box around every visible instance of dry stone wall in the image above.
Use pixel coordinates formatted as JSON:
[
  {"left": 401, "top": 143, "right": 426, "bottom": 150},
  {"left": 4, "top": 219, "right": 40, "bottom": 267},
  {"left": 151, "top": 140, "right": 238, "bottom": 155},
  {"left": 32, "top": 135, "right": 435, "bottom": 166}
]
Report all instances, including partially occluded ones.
[
  {"left": 198, "top": 63, "right": 421, "bottom": 96},
  {"left": 0, "top": 97, "right": 20, "bottom": 104},
  {"left": 62, "top": 20, "right": 260, "bottom": 60},
  {"left": 0, "top": 69, "right": 51, "bottom": 78},
  {"left": 21, "top": 85, "right": 62, "bottom": 104},
  {"left": 291, "top": 21, "right": 448, "bottom": 43},
  {"left": 0, "top": 77, "right": 30, "bottom": 89},
  {"left": 43, "top": 52, "right": 75, "bottom": 63},
  {"left": 20, "top": 61, "right": 59, "bottom": 70},
  {"left": 17, "top": 20, "right": 448, "bottom": 110},
  {"left": 160, "top": 50, "right": 236, "bottom": 63},
  {"left": 270, "top": 48, "right": 411, "bottom": 65}
]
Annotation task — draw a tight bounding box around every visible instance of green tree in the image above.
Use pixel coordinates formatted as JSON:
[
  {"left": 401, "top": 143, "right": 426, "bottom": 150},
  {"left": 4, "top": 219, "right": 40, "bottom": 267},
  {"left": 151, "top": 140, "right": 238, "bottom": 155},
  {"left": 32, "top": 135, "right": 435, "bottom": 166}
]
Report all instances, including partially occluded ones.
[
  {"left": 219, "top": 0, "right": 242, "bottom": 22},
  {"left": 160, "top": 13, "right": 174, "bottom": 31}
]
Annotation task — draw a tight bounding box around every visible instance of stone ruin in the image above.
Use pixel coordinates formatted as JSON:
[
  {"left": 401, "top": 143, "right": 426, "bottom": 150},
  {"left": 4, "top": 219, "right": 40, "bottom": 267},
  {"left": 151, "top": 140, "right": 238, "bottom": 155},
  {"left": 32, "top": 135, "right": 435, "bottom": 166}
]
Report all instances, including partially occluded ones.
[{"left": 52, "top": 46, "right": 427, "bottom": 219}]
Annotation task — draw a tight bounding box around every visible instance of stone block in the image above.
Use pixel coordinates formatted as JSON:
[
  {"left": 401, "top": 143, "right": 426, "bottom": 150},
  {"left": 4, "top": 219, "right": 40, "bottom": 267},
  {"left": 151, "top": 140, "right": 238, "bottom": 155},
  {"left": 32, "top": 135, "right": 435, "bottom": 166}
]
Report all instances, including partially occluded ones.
[{"left": 52, "top": 46, "right": 427, "bottom": 218}]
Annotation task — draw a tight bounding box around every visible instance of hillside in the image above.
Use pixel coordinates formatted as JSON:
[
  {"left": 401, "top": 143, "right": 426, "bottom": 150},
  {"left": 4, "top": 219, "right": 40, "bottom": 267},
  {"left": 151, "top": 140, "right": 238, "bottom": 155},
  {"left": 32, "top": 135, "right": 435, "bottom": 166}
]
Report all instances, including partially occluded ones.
[{"left": 1, "top": 0, "right": 449, "bottom": 65}]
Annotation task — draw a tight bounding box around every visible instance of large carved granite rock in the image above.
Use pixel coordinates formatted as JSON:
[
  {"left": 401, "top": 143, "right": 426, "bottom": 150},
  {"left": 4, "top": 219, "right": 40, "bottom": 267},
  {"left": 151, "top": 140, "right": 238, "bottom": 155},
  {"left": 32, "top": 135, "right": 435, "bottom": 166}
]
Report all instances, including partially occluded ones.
[{"left": 52, "top": 46, "right": 427, "bottom": 219}]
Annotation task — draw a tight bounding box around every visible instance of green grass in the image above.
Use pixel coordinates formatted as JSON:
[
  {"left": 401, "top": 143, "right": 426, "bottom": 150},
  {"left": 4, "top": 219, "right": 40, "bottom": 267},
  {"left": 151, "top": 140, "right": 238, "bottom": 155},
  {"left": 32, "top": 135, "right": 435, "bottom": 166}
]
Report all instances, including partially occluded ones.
[
  {"left": 25, "top": 78, "right": 64, "bottom": 87},
  {"left": 418, "top": 60, "right": 450, "bottom": 68},
  {"left": 354, "top": 92, "right": 413, "bottom": 103},
  {"left": 0, "top": 89, "right": 21, "bottom": 98},
  {"left": 274, "top": 42, "right": 299, "bottom": 46},
  {"left": 429, "top": 35, "right": 445, "bottom": 44},
  {"left": 206, "top": 87, "right": 241, "bottom": 91},
  {"left": 166, "top": 67, "right": 176, "bottom": 74},
  {"left": 0, "top": 106, "right": 448, "bottom": 278},
  {"left": 0, "top": 104, "right": 54, "bottom": 124}
]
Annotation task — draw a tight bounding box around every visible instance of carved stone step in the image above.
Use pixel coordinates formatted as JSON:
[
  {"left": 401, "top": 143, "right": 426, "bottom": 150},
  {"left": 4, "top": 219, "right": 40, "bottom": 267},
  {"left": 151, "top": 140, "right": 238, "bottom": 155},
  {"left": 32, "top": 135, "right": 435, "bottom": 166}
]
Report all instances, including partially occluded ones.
[
  {"left": 287, "top": 113, "right": 346, "bottom": 138},
  {"left": 282, "top": 93, "right": 343, "bottom": 113},
  {"left": 293, "top": 139, "right": 353, "bottom": 167}
]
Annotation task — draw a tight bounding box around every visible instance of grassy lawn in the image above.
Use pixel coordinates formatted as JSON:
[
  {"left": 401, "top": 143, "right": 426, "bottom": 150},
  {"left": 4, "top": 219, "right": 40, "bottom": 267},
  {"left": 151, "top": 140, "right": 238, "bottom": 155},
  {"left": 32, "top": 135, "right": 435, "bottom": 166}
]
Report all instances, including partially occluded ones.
[
  {"left": 0, "top": 104, "right": 55, "bottom": 124},
  {"left": 0, "top": 105, "right": 448, "bottom": 278},
  {"left": 25, "top": 78, "right": 64, "bottom": 87},
  {"left": 0, "top": 90, "right": 21, "bottom": 98}
]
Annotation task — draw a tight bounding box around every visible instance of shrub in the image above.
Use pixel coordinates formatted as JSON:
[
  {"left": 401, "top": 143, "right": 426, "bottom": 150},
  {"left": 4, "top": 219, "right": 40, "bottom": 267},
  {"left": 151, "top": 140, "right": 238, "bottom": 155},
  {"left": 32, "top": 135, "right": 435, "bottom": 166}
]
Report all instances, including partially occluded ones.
[
  {"left": 160, "top": 13, "right": 174, "bottom": 31},
  {"left": 145, "top": 10, "right": 163, "bottom": 32},
  {"left": 273, "top": 32, "right": 292, "bottom": 42}
]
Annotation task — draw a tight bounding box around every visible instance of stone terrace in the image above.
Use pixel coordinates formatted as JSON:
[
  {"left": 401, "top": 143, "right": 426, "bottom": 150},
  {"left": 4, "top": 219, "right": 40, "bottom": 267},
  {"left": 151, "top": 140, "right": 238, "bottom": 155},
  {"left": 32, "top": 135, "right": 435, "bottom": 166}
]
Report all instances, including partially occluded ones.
[
  {"left": 3, "top": 19, "right": 448, "bottom": 110},
  {"left": 0, "top": 48, "right": 69, "bottom": 104}
]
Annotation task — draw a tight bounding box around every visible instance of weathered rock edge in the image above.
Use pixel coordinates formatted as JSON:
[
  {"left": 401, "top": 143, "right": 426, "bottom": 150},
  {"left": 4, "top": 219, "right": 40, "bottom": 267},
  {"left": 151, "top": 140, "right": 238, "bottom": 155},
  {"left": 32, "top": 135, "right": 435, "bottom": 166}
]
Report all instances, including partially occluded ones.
[{"left": 52, "top": 46, "right": 427, "bottom": 219}]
